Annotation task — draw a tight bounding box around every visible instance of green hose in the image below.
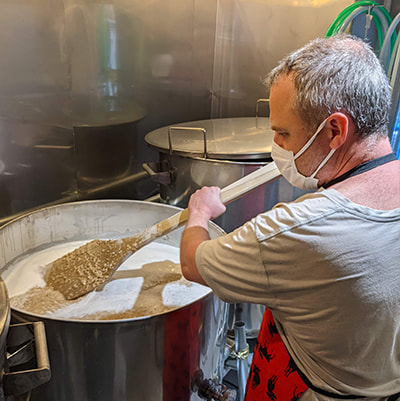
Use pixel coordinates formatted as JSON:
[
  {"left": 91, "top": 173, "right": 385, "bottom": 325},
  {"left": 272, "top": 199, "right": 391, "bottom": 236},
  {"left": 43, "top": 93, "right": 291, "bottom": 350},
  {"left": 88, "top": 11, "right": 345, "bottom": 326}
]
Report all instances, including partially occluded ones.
[{"left": 325, "top": 0, "right": 394, "bottom": 50}]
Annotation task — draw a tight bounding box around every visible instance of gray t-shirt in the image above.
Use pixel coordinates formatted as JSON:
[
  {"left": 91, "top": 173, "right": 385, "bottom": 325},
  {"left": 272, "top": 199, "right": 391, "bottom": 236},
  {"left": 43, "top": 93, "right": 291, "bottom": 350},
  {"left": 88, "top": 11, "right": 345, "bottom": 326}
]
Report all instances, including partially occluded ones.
[{"left": 196, "top": 189, "right": 400, "bottom": 398}]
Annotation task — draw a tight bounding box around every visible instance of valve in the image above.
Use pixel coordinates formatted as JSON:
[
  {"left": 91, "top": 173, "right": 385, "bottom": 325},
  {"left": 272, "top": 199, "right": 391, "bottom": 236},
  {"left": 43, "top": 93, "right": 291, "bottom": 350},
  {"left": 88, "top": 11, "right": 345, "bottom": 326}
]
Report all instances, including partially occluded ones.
[{"left": 192, "top": 370, "right": 236, "bottom": 401}]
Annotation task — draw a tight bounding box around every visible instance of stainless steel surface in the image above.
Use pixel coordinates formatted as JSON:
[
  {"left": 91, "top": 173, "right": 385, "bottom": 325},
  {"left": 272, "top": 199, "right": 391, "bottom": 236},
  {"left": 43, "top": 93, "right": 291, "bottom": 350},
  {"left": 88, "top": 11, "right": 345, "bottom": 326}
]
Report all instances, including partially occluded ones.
[
  {"left": 0, "top": 200, "right": 228, "bottom": 401},
  {"left": 234, "top": 322, "right": 249, "bottom": 401},
  {"left": 0, "top": 170, "right": 149, "bottom": 227},
  {"left": 0, "top": 278, "right": 10, "bottom": 401},
  {"left": 144, "top": 117, "right": 288, "bottom": 233},
  {"left": 73, "top": 119, "right": 142, "bottom": 189},
  {"left": 231, "top": 303, "right": 266, "bottom": 339},
  {"left": 145, "top": 117, "right": 274, "bottom": 160},
  {"left": 210, "top": 0, "right": 353, "bottom": 117},
  {"left": 0, "top": 279, "right": 9, "bottom": 347},
  {"left": 390, "top": 1, "right": 400, "bottom": 15},
  {"left": 146, "top": 153, "right": 285, "bottom": 233},
  {"left": 0, "top": 0, "right": 352, "bottom": 222}
]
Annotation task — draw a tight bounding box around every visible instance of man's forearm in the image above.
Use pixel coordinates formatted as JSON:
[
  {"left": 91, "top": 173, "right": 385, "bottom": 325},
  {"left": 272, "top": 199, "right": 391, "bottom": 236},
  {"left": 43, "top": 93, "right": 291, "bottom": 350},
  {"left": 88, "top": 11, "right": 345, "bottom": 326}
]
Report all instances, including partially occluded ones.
[{"left": 180, "top": 226, "right": 210, "bottom": 285}]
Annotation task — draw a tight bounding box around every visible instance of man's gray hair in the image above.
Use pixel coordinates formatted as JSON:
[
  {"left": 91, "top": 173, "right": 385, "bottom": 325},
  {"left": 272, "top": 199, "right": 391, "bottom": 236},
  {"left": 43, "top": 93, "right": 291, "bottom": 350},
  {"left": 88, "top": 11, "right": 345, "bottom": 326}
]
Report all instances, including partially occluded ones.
[{"left": 265, "top": 35, "right": 391, "bottom": 138}]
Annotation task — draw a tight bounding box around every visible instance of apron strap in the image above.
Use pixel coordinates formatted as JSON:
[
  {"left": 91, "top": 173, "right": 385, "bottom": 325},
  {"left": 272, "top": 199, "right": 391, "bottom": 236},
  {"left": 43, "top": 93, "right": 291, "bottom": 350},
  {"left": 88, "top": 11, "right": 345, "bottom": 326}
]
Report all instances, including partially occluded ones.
[
  {"left": 323, "top": 153, "right": 397, "bottom": 189},
  {"left": 388, "top": 393, "right": 400, "bottom": 401},
  {"left": 289, "top": 358, "right": 365, "bottom": 399}
]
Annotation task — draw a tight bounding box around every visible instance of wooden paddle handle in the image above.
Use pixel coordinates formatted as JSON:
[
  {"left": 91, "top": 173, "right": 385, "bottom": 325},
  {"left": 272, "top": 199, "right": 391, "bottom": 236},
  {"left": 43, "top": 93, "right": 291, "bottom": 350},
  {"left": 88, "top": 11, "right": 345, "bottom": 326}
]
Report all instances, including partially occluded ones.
[
  {"left": 137, "top": 162, "right": 281, "bottom": 246},
  {"left": 219, "top": 161, "right": 280, "bottom": 205}
]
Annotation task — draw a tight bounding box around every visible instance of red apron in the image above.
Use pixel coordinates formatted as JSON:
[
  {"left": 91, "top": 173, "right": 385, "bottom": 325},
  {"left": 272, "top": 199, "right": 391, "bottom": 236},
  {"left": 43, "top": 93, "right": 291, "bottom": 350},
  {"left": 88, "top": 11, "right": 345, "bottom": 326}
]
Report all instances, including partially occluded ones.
[{"left": 244, "top": 309, "right": 308, "bottom": 401}]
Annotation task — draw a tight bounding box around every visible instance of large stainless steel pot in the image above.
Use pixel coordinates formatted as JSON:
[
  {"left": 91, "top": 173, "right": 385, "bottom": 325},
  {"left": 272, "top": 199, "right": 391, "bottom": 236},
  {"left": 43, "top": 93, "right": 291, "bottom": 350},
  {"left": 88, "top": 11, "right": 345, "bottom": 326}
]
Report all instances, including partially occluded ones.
[
  {"left": 0, "top": 200, "right": 229, "bottom": 401},
  {"left": 143, "top": 116, "right": 290, "bottom": 234},
  {"left": 72, "top": 97, "right": 146, "bottom": 189}
]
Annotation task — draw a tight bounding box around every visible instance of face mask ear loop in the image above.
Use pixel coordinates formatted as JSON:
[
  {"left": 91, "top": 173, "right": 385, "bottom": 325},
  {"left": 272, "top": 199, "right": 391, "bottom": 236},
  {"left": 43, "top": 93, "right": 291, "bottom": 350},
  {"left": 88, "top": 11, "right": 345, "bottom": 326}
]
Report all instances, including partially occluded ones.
[
  {"left": 310, "top": 148, "right": 336, "bottom": 178},
  {"left": 294, "top": 118, "right": 329, "bottom": 160}
]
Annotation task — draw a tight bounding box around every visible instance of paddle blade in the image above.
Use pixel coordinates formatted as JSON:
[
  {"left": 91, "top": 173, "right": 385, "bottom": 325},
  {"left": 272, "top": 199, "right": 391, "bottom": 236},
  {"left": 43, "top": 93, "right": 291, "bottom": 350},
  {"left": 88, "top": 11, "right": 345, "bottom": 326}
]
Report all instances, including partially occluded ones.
[{"left": 46, "top": 239, "right": 131, "bottom": 300}]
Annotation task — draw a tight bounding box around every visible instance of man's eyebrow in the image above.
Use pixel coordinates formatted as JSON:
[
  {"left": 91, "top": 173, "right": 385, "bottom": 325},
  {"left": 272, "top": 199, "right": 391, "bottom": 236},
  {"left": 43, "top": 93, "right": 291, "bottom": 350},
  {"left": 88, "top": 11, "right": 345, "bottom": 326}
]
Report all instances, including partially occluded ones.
[{"left": 270, "top": 125, "right": 286, "bottom": 132}]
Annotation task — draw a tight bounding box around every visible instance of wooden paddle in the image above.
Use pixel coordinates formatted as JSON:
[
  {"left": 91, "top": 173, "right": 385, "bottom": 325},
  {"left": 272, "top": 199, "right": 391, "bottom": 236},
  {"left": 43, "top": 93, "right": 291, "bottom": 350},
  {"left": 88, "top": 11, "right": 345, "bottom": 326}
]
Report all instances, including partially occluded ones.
[{"left": 46, "top": 162, "right": 281, "bottom": 300}]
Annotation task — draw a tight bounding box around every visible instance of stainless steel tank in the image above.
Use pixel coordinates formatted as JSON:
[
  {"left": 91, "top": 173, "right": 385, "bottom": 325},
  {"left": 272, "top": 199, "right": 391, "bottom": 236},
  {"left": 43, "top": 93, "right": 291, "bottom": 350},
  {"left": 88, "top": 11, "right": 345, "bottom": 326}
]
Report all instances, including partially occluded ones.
[
  {"left": 0, "top": 200, "right": 229, "bottom": 401},
  {"left": 143, "top": 116, "right": 281, "bottom": 234}
]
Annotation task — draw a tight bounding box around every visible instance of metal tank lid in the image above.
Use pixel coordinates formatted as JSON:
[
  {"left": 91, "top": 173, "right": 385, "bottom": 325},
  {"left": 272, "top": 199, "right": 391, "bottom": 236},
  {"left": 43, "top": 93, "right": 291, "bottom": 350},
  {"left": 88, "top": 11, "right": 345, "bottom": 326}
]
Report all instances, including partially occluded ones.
[{"left": 144, "top": 117, "right": 274, "bottom": 161}]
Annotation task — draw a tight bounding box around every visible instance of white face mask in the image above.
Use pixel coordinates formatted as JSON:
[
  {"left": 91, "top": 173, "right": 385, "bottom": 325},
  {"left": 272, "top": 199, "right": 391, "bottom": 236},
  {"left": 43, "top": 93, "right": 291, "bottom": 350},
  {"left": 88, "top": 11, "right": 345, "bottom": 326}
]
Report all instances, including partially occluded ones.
[{"left": 271, "top": 118, "right": 335, "bottom": 190}]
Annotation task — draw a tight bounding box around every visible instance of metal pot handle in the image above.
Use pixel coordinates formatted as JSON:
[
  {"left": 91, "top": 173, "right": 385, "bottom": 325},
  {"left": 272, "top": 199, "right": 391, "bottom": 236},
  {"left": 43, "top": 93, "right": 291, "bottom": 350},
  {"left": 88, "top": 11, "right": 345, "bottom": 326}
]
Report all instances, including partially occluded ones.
[
  {"left": 4, "top": 321, "right": 51, "bottom": 397},
  {"left": 168, "top": 126, "right": 208, "bottom": 158},
  {"left": 142, "top": 162, "right": 173, "bottom": 185}
]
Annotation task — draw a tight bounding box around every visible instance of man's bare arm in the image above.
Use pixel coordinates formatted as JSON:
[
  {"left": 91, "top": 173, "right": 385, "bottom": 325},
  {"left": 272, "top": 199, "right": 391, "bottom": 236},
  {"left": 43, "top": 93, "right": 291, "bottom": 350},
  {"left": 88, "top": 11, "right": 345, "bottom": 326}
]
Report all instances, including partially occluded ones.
[
  {"left": 180, "top": 186, "right": 226, "bottom": 285},
  {"left": 180, "top": 226, "right": 209, "bottom": 285}
]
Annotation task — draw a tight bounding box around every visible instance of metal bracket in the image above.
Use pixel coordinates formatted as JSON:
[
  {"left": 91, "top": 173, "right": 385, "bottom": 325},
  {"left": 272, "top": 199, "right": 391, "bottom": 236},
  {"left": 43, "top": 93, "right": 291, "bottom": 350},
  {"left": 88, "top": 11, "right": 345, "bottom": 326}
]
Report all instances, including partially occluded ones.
[
  {"left": 4, "top": 322, "right": 51, "bottom": 397},
  {"left": 142, "top": 162, "right": 173, "bottom": 186}
]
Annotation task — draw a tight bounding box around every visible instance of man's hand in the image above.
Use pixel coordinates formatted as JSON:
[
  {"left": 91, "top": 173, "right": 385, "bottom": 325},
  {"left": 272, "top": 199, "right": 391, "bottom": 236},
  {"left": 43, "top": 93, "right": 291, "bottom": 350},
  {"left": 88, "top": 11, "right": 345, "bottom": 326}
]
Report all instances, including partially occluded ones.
[{"left": 186, "top": 186, "right": 226, "bottom": 229}]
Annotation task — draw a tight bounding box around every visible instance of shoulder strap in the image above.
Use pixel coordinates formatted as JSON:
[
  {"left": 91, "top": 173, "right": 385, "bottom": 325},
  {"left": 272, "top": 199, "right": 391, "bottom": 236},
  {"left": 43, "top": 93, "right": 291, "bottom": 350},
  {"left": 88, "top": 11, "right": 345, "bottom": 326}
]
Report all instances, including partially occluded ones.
[{"left": 323, "top": 153, "right": 397, "bottom": 189}]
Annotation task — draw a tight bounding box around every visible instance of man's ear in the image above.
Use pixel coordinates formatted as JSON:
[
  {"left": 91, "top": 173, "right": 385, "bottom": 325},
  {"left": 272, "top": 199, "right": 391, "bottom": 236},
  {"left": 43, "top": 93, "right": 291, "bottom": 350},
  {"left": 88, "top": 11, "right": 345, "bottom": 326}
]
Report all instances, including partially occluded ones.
[{"left": 326, "top": 112, "right": 350, "bottom": 149}]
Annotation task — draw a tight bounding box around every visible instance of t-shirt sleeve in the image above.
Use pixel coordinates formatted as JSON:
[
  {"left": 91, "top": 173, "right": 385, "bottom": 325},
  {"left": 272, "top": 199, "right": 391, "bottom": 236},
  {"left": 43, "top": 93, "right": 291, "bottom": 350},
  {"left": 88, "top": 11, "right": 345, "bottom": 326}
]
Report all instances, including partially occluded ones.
[{"left": 195, "top": 219, "right": 274, "bottom": 304}]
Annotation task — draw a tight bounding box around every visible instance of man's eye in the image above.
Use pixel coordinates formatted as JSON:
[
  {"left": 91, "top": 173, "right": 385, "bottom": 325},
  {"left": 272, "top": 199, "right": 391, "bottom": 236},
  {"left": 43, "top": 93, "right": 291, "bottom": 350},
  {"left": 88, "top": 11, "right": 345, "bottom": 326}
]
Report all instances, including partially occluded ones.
[{"left": 277, "top": 132, "right": 289, "bottom": 138}]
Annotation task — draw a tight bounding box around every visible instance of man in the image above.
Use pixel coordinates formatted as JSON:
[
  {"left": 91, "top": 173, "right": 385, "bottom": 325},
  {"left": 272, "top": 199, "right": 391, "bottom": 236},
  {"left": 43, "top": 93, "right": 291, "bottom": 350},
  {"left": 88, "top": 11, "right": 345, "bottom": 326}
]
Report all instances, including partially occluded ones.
[{"left": 180, "top": 35, "right": 400, "bottom": 400}]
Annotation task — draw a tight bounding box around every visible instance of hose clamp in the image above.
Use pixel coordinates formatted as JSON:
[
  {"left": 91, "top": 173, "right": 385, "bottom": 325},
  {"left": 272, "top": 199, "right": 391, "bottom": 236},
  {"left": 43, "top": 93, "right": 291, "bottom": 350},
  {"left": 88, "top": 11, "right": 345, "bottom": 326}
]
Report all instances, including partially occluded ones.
[{"left": 231, "top": 344, "right": 250, "bottom": 360}]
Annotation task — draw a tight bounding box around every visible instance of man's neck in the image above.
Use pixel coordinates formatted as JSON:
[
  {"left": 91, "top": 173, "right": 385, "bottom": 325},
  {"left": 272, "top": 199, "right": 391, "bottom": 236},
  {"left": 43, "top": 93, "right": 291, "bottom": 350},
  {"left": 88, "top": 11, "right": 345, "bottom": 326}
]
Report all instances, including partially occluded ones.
[{"left": 326, "top": 137, "right": 399, "bottom": 210}]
